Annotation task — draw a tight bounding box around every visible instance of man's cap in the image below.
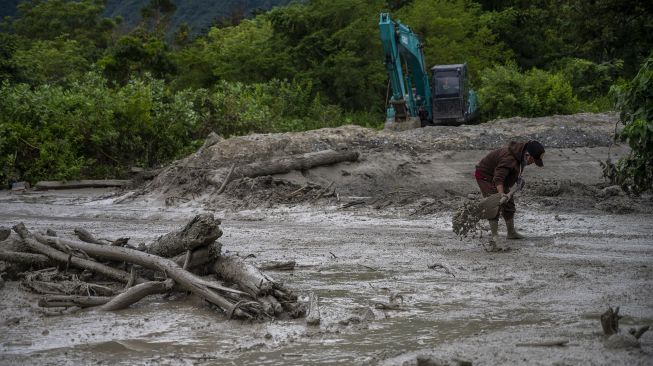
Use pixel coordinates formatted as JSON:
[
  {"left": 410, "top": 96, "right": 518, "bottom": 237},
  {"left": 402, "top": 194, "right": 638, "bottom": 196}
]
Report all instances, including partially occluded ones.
[{"left": 526, "top": 141, "right": 545, "bottom": 167}]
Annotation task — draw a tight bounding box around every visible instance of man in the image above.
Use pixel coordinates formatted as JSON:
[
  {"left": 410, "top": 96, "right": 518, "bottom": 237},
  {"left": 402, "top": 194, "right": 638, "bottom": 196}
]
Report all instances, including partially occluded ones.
[{"left": 475, "top": 140, "right": 545, "bottom": 251}]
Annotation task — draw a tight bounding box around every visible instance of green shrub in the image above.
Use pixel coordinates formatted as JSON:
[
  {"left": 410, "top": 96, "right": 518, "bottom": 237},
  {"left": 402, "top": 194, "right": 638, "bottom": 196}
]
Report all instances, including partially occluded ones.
[
  {"left": 478, "top": 63, "right": 579, "bottom": 120},
  {"left": 604, "top": 56, "right": 653, "bottom": 193},
  {"left": 0, "top": 72, "right": 202, "bottom": 186}
]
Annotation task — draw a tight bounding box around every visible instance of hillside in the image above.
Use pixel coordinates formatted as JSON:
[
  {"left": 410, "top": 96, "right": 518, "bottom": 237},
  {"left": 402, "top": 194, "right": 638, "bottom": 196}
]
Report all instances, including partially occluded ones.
[
  {"left": 103, "top": 0, "right": 294, "bottom": 34},
  {"left": 0, "top": 0, "right": 293, "bottom": 35}
]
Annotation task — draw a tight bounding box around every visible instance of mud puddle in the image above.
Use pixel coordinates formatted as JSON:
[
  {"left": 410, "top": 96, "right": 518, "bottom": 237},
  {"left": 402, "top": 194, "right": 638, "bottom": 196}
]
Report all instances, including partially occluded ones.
[{"left": 1, "top": 190, "right": 652, "bottom": 365}]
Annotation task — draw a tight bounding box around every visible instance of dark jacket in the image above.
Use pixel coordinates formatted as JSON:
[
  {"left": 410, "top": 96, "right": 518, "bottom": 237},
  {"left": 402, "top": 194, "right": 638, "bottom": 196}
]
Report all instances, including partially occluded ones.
[{"left": 476, "top": 141, "right": 527, "bottom": 188}]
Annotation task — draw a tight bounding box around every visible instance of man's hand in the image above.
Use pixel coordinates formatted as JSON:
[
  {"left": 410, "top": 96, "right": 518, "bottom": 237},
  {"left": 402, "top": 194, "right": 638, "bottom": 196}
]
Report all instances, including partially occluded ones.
[{"left": 499, "top": 193, "right": 510, "bottom": 205}]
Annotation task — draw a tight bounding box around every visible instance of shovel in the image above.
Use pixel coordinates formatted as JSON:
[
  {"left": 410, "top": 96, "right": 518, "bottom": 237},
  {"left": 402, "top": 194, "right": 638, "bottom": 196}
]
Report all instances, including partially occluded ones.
[{"left": 476, "top": 179, "right": 524, "bottom": 220}]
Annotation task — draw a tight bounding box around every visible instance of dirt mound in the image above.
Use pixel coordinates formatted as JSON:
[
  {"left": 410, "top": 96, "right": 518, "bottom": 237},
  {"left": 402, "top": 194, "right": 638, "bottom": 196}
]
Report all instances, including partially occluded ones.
[{"left": 122, "top": 112, "right": 653, "bottom": 215}]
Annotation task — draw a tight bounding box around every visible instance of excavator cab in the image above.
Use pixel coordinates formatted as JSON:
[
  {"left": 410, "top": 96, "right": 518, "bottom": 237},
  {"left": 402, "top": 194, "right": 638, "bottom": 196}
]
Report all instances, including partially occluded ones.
[{"left": 431, "top": 64, "right": 478, "bottom": 125}]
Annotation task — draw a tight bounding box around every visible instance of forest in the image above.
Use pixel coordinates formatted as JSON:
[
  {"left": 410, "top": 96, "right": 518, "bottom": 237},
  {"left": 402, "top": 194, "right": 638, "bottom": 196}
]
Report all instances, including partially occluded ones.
[{"left": 0, "top": 0, "right": 651, "bottom": 189}]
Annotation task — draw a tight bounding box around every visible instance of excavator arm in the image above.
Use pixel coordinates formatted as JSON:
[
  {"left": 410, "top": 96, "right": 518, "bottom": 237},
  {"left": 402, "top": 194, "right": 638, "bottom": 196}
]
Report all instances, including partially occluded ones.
[{"left": 379, "top": 13, "right": 432, "bottom": 124}]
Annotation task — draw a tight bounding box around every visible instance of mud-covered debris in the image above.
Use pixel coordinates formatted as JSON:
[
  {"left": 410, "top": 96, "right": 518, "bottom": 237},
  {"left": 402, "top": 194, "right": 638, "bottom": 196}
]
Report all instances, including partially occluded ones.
[{"left": 452, "top": 200, "right": 483, "bottom": 239}]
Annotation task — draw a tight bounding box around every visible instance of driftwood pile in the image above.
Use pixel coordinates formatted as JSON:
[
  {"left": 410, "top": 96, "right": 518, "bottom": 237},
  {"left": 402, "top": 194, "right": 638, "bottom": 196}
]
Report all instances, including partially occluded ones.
[{"left": 0, "top": 215, "right": 305, "bottom": 320}]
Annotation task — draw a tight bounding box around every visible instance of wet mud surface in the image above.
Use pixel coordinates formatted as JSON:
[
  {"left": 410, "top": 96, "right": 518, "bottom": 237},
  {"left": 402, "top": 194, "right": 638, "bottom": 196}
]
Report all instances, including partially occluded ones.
[
  {"left": 1, "top": 113, "right": 653, "bottom": 365},
  {"left": 1, "top": 188, "right": 652, "bottom": 365}
]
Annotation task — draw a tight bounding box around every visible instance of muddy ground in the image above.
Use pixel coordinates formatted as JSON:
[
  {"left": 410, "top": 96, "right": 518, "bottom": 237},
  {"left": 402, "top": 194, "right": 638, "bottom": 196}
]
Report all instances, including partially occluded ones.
[{"left": 1, "top": 112, "right": 652, "bottom": 365}]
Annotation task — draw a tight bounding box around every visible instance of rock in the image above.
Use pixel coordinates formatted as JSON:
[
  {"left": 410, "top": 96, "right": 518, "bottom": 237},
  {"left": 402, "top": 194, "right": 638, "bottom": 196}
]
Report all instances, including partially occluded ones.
[
  {"left": 598, "top": 185, "right": 624, "bottom": 198},
  {"left": 605, "top": 333, "right": 640, "bottom": 349},
  {"left": 0, "top": 227, "right": 10, "bottom": 241}
]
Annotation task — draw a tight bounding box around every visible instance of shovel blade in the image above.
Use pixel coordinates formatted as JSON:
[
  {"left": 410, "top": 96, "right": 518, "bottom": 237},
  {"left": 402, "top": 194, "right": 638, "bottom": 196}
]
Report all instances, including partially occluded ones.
[{"left": 476, "top": 193, "right": 502, "bottom": 219}]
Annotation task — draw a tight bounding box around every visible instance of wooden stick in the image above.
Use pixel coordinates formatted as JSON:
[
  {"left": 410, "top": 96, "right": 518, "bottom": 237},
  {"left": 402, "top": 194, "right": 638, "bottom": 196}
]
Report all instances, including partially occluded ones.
[
  {"left": 515, "top": 339, "right": 569, "bottom": 347},
  {"left": 216, "top": 162, "right": 236, "bottom": 194}
]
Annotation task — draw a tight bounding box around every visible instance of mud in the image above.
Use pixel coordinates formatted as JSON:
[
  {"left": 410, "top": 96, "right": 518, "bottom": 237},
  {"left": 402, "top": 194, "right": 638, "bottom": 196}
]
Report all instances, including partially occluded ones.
[{"left": 1, "top": 112, "right": 652, "bottom": 365}]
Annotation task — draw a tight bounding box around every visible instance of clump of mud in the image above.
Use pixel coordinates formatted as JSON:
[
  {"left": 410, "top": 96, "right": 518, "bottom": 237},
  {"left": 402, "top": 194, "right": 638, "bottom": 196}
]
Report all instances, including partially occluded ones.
[{"left": 452, "top": 200, "right": 484, "bottom": 238}]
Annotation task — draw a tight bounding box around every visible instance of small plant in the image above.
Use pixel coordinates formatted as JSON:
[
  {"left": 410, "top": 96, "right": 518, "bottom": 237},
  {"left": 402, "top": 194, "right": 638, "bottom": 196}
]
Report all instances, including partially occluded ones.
[{"left": 603, "top": 55, "right": 653, "bottom": 193}]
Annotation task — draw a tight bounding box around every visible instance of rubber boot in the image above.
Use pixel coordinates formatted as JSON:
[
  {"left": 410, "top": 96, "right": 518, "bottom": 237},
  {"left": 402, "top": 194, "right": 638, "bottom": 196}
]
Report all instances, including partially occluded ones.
[
  {"left": 486, "top": 219, "right": 499, "bottom": 252},
  {"left": 506, "top": 218, "right": 525, "bottom": 240}
]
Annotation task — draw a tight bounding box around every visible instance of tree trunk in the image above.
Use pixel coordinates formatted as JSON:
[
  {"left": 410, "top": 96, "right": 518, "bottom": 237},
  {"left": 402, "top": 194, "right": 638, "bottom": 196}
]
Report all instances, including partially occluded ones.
[
  {"left": 146, "top": 214, "right": 222, "bottom": 258},
  {"left": 0, "top": 250, "right": 51, "bottom": 267},
  {"left": 207, "top": 149, "right": 359, "bottom": 188},
  {"left": 39, "top": 295, "right": 112, "bottom": 308},
  {"left": 34, "top": 179, "right": 130, "bottom": 190},
  {"left": 212, "top": 255, "right": 275, "bottom": 297},
  {"left": 100, "top": 279, "right": 174, "bottom": 311}
]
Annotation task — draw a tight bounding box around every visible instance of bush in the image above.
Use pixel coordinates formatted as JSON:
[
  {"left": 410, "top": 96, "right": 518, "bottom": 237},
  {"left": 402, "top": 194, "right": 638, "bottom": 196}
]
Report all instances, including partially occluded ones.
[
  {"left": 0, "top": 74, "right": 361, "bottom": 186},
  {"left": 478, "top": 63, "right": 579, "bottom": 120},
  {"left": 0, "top": 72, "right": 202, "bottom": 186},
  {"left": 604, "top": 56, "right": 653, "bottom": 193}
]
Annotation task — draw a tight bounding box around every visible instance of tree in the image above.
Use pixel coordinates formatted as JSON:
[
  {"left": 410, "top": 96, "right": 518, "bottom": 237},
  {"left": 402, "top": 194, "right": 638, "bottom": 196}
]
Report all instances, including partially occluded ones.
[
  {"left": 11, "top": 0, "right": 117, "bottom": 50},
  {"left": 139, "top": 0, "right": 177, "bottom": 36}
]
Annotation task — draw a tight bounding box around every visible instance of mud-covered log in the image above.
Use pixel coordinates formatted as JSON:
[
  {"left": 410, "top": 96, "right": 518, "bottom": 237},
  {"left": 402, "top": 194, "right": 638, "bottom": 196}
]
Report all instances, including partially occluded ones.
[
  {"left": 212, "top": 255, "right": 275, "bottom": 297},
  {"left": 101, "top": 279, "right": 174, "bottom": 311},
  {"left": 0, "top": 250, "right": 51, "bottom": 267},
  {"left": 172, "top": 241, "right": 223, "bottom": 268},
  {"left": 39, "top": 295, "right": 112, "bottom": 308},
  {"left": 13, "top": 223, "right": 135, "bottom": 283},
  {"left": 29, "top": 230, "right": 255, "bottom": 318},
  {"left": 258, "top": 260, "right": 296, "bottom": 271},
  {"left": 34, "top": 179, "right": 130, "bottom": 190},
  {"left": 147, "top": 214, "right": 222, "bottom": 258},
  {"left": 306, "top": 292, "right": 321, "bottom": 326},
  {"left": 207, "top": 149, "right": 360, "bottom": 188}
]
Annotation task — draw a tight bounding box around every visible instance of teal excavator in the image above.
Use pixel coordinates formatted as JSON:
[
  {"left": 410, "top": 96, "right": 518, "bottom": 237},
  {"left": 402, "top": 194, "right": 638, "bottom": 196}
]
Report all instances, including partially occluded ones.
[{"left": 379, "top": 13, "right": 478, "bottom": 130}]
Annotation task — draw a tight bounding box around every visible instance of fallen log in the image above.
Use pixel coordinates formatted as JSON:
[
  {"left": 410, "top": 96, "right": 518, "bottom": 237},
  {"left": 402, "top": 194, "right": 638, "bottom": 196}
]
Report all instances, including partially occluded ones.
[
  {"left": 26, "top": 228, "right": 257, "bottom": 318},
  {"left": 34, "top": 179, "right": 130, "bottom": 190},
  {"left": 171, "top": 241, "right": 223, "bottom": 269},
  {"left": 207, "top": 149, "right": 359, "bottom": 188},
  {"left": 212, "top": 255, "right": 275, "bottom": 297},
  {"left": 0, "top": 250, "right": 51, "bottom": 267},
  {"left": 101, "top": 279, "right": 174, "bottom": 311},
  {"left": 39, "top": 295, "right": 111, "bottom": 308},
  {"left": 258, "top": 260, "right": 296, "bottom": 271},
  {"left": 147, "top": 214, "right": 222, "bottom": 258},
  {"left": 73, "top": 228, "right": 129, "bottom": 247},
  {"left": 13, "top": 224, "right": 135, "bottom": 284},
  {"left": 516, "top": 339, "right": 569, "bottom": 347}
]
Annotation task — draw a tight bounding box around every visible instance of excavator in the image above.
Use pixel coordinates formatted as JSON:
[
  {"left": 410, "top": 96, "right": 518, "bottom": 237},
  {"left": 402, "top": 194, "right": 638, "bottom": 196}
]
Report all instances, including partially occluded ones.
[{"left": 379, "top": 13, "right": 478, "bottom": 130}]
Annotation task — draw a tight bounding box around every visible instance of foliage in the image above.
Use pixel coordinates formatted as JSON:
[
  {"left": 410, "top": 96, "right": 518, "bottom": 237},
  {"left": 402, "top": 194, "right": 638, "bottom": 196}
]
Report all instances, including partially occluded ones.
[
  {"left": 605, "top": 56, "right": 653, "bottom": 192},
  {"left": 395, "top": 0, "right": 511, "bottom": 84},
  {"left": 98, "top": 34, "right": 176, "bottom": 85},
  {"left": 11, "top": 0, "right": 117, "bottom": 49},
  {"left": 1, "top": 0, "right": 652, "bottom": 184},
  {"left": 11, "top": 37, "right": 90, "bottom": 85},
  {"left": 477, "top": 63, "right": 578, "bottom": 120},
  {"left": 0, "top": 72, "right": 202, "bottom": 185}
]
